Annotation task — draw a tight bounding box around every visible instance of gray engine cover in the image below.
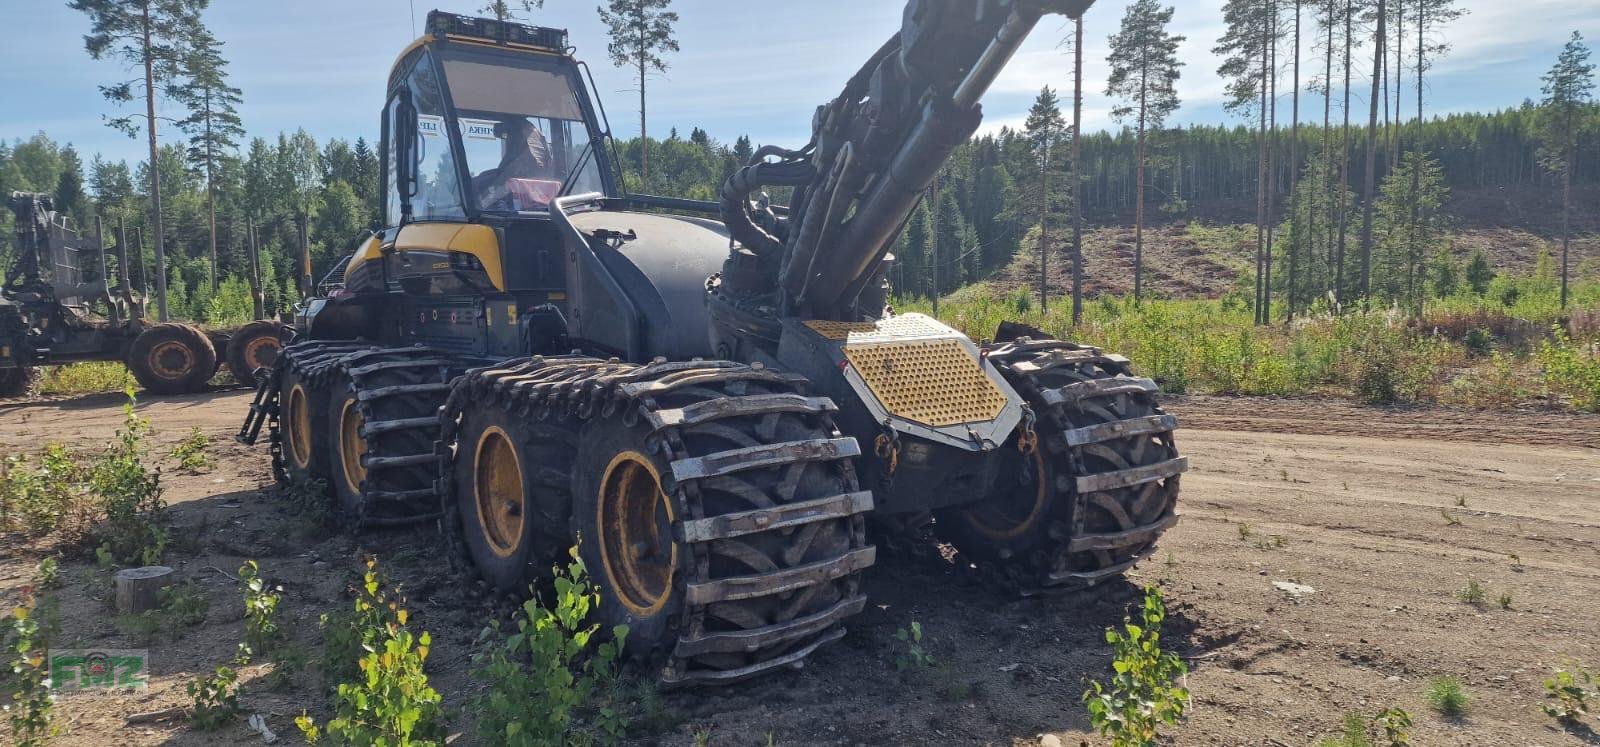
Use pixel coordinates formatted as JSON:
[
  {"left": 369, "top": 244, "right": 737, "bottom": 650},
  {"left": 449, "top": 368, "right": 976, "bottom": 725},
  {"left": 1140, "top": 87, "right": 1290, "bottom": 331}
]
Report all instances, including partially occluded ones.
[{"left": 565, "top": 210, "right": 729, "bottom": 361}]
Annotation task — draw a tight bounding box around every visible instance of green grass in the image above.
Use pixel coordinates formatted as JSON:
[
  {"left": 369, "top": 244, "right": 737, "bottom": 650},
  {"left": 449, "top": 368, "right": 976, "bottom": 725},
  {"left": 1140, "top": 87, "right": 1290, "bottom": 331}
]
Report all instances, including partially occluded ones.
[
  {"left": 897, "top": 273, "right": 1600, "bottom": 411},
  {"left": 36, "top": 362, "right": 136, "bottom": 395}
]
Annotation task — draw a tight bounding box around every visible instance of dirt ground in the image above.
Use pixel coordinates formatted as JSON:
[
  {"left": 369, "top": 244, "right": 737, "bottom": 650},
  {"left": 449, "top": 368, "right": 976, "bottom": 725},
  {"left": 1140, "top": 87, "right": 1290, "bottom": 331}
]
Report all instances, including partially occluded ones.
[{"left": 2, "top": 389, "right": 1598, "bottom": 746}]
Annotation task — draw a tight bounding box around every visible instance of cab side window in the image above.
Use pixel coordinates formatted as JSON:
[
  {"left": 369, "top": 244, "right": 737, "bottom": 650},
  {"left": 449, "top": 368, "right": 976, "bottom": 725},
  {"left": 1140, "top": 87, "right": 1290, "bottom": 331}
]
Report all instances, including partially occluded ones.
[{"left": 400, "top": 49, "right": 466, "bottom": 222}]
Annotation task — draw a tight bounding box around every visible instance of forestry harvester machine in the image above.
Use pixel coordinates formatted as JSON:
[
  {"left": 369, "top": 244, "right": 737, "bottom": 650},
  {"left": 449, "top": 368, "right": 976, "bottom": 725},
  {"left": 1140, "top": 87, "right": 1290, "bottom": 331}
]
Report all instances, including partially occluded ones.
[
  {"left": 2, "top": 192, "right": 283, "bottom": 397},
  {"left": 239, "top": 0, "right": 1185, "bottom": 685}
]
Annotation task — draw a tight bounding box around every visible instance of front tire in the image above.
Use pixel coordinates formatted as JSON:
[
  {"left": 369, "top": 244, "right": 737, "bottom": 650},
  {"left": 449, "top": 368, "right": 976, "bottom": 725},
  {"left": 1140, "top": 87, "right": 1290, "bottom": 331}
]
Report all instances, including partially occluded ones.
[
  {"left": 451, "top": 401, "right": 573, "bottom": 593},
  {"left": 127, "top": 322, "right": 217, "bottom": 395},
  {"left": 937, "top": 336, "right": 1185, "bottom": 591},
  {"left": 439, "top": 357, "right": 874, "bottom": 686}
]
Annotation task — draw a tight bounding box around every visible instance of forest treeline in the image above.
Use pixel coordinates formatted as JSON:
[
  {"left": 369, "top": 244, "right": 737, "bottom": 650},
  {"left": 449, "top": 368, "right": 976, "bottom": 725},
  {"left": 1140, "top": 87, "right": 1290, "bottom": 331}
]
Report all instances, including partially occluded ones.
[
  {"left": 1, "top": 131, "right": 377, "bottom": 322},
  {"left": 2, "top": 102, "right": 1596, "bottom": 323}
]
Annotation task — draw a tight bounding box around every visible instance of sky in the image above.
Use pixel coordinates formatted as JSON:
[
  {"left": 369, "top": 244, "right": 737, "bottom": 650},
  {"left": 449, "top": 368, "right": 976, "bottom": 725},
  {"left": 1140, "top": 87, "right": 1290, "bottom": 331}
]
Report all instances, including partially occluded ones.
[{"left": 1, "top": 0, "right": 1595, "bottom": 170}]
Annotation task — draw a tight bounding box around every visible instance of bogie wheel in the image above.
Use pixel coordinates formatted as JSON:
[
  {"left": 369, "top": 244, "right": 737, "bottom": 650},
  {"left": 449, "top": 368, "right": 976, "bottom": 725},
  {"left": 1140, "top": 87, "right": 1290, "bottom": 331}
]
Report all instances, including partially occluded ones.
[
  {"left": 226, "top": 320, "right": 283, "bottom": 387},
  {"left": 278, "top": 365, "right": 330, "bottom": 485},
  {"left": 127, "top": 322, "right": 217, "bottom": 395},
  {"left": 571, "top": 371, "right": 871, "bottom": 685},
  {"left": 0, "top": 366, "right": 38, "bottom": 398},
  {"left": 451, "top": 403, "right": 575, "bottom": 594},
  {"left": 328, "top": 382, "right": 368, "bottom": 519},
  {"left": 324, "top": 348, "right": 451, "bottom": 528},
  {"left": 936, "top": 337, "right": 1185, "bottom": 592},
  {"left": 439, "top": 357, "right": 874, "bottom": 686}
]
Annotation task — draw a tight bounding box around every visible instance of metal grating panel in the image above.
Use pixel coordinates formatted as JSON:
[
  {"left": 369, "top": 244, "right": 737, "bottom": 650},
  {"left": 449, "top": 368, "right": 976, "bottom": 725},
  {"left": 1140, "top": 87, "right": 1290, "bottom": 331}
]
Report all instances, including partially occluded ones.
[
  {"left": 843, "top": 338, "right": 1008, "bottom": 427},
  {"left": 804, "top": 314, "right": 954, "bottom": 342}
]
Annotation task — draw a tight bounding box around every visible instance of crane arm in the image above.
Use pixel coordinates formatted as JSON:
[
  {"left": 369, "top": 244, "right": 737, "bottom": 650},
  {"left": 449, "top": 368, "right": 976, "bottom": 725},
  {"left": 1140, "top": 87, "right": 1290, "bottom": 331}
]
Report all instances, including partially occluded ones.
[{"left": 717, "top": 0, "right": 1094, "bottom": 319}]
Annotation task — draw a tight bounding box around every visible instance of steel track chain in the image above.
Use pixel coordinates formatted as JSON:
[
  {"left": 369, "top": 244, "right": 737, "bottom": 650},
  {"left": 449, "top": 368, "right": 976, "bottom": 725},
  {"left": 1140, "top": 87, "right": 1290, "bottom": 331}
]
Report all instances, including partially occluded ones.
[
  {"left": 437, "top": 354, "right": 874, "bottom": 686},
  {"left": 978, "top": 336, "right": 1186, "bottom": 594}
]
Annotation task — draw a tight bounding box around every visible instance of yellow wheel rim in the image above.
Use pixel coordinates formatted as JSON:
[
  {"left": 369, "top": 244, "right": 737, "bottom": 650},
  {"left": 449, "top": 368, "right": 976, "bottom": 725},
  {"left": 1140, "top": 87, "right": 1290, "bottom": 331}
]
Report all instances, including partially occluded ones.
[
  {"left": 339, "top": 399, "right": 368, "bottom": 496},
  {"left": 474, "top": 427, "right": 525, "bottom": 558},
  {"left": 963, "top": 441, "right": 1050, "bottom": 541},
  {"left": 286, "top": 383, "right": 312, "bottom": 469},
  {"left": 149, "top": 340, "right": 194, "bottom": 380},
  {"left": 243, "top": 335, "right": 280, "bottom": 371},
  {"left": 597, "top": 450, "right": 676, "bottom": 616}
]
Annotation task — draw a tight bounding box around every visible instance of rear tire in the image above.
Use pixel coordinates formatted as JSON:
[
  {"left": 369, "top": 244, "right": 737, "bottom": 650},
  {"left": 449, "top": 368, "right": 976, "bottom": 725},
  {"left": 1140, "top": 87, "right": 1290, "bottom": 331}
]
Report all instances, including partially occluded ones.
[
  {"left": 226, "top": 320, "right": 283, "bottom": 387},
  {"left": 328, "top": 381, "right": 367, "bottom": 521},
  {"left": 0, "top": 366, "right": 37, "bottom": 398},
  {"left": 127, "top": 322, "right": 217, "bottom": 395},
  {"left": 279, "top": 365, "right": 330, "bottom": 486}
]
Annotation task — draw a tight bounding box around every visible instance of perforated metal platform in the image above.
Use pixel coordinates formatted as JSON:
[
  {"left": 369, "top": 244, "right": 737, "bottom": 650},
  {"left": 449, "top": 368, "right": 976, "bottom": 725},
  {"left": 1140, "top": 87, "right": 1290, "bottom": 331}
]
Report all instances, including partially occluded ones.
[{"left": 841, "top": 338, "right": 1008, "bottom": 427}]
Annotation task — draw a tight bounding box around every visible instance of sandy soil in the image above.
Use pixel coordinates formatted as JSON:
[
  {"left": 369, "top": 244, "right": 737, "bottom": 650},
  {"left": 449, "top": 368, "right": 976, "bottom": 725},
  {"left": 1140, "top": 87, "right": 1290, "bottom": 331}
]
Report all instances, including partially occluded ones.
[{"left": 2, "top": 389, "right": 1598, "bottom": 746}]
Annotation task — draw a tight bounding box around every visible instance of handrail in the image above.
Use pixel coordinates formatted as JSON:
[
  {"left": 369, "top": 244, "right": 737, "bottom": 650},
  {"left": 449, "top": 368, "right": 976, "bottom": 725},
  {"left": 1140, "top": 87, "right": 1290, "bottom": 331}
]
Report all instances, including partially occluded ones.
[{"left": 550, "top": 192, "right": 643, "bottom": 359}]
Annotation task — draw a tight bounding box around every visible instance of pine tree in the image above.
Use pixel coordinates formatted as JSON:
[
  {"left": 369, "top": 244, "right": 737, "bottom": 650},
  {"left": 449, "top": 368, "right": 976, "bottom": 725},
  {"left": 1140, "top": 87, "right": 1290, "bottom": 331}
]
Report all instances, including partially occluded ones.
[
  {"left": 57, "top": 146, "right": 89, "bottom": 227},
  {"left": 1372, "top": 151, "right": 1449, "bottom": 313},
  {"left": 1463, "top": 249, "right": 1494, "bottom": 295},
  {"left": 1286, "top": 0, "right": 1303, "bottom": 316},
  {"left": 1215, "top": 0, "right": 1276, "bottom": 320},
  {"left": 597, "top": 0, "right": 679, "bottom": 187},
  {"left": 351, "top": 137, "right": 379, "bottom": 218},
  {"left": 479, "top": 0, "right": 541, "bottom": 22},
  {"left": 1024, "top": 86, "right": 1067, "bottom": 311},
  {"left": 171, "top": 24, "right": 244, "bottom": 293},
  {"left": 1071, "top": 15, "right": 1087, "bottom": 324},
  {"left": 1359, "top": 0, "right": 1387, "bottom": 303},
  {"left": 1536, "top": 31, "right": 1595, "bottom": 309},
  {"left": 69, "top": 0, "right": 208, "bottom": 321},
  {"left": 1106, "top": 0, "right": 1185, "bottom": 304}
]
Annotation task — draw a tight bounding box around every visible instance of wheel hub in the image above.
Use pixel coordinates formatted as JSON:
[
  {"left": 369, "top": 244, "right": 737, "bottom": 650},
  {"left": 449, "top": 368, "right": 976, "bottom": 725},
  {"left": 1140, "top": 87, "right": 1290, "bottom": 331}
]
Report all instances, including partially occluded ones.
[
  {"left": 962, "top": 441, "right": 1050, "bottom": 541},
  {"left": 339, "top": 399, "right": 368, "bottom": 496},
  {"left": 597, "top": 451, "right": 675, "bottom": 616},
  {"left": 286, "top": 384, "right": 312, "bottom": 469},
  {"left": 474, "top": 427, "right": 525, "bottom": 558},
  {"left": 243, "top": 336, "right": 280, "bottom": 371},
  {"left": 149, "top": 340, "right": 194, "bottom": 380}
]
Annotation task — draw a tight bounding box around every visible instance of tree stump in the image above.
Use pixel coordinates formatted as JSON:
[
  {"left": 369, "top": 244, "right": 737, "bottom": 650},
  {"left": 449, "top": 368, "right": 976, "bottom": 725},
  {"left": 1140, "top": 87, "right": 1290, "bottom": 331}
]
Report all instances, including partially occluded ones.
[{"left": 114, "top": 566, "right": 174, "bottom": 614}]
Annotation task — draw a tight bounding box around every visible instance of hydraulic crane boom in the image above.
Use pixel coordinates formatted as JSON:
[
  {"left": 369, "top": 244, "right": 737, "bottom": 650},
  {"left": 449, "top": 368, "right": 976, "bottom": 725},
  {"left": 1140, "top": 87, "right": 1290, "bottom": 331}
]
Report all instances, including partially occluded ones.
[{"left": 717, "top": 0, "right": 1094, "bottom": 319}]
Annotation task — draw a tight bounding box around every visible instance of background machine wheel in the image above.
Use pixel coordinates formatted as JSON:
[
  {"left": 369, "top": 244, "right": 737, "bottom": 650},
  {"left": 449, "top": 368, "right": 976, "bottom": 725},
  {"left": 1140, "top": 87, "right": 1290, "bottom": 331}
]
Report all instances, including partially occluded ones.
[
  {"left": 127, "top": 322, "right": 217, "bottom": 395},
  {"left": 226, "top": 320, "right": 283, "bottom": 387},
  {"left": 936, "top": 335, "right": 1185, "bottom": 592}
]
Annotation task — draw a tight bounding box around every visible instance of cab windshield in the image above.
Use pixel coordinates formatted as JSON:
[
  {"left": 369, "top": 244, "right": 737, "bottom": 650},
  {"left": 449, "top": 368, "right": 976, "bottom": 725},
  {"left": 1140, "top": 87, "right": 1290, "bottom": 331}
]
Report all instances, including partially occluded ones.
[{"left": 441, "top": 53, "right": 605, "bottom": 214}]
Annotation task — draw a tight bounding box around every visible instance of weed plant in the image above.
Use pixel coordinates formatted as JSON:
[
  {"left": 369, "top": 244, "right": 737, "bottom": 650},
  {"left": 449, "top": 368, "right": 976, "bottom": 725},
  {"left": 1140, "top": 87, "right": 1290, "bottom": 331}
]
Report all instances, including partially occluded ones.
[{"left": 472, "top": 548, "right": 628, "bottom": 746}]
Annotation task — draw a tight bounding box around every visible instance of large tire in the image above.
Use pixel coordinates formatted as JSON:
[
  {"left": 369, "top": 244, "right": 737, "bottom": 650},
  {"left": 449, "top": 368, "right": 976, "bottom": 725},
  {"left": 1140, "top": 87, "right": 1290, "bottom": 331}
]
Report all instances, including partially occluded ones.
[
  {"left": 326, "top": 348, "right": 451, "bottom": 528},
  {"left": 0, "top": 366, "right": 37, "bottom": 398},
  {"left": 936, "top": 336, "right": 1185, "bottom": 592},
  {"left": 127, "top": 322, "right": 217, "bottom": 395},
  {"left": 439, "top": 357, "right": 874, "bottom": 686},
  {"left": 450, "top": 398, "right": 575, "bottom": 594},
  {"left": 270, "top": 341, "right": 377, "bottom": 488},
  {"left": 279, "top": 361, "right": 331, "bottom": 485},
  {"left": 226, "top": 320, "right": 283, "bottom": 388}
]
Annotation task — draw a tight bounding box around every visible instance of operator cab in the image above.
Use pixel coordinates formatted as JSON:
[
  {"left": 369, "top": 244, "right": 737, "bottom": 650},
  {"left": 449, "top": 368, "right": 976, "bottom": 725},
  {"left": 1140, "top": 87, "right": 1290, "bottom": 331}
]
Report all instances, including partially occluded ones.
[
  {"left": 382, "top": 11, "right": 615, "bottom": 223},
  {"left": 326, "top": 12, "right": 618, "bottom": 355},
  {"left": 318, "top": 10, "right": 728, "bottom": 365}
]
